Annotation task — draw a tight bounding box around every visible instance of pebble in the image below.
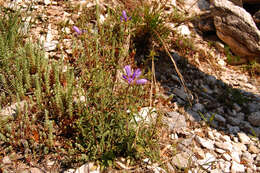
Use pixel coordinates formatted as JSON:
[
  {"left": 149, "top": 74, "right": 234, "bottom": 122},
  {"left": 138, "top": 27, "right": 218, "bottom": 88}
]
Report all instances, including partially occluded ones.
[
  {"left": 248, "top": 111, "right": 260, "bottom": 127},
  {"left": 195, "top": 136, "right": 215, "bottom": 150},
  {"left": 237, "top": 132, "right": 250, "bottom": 144},
  {"left": 222, "top": 153, "right": 231, "bottom": 161},
  {"left": 248, "top": 144, "right": 260, "bottom": 154},
  {"left": 215, "top": 142, "right": 233, "bottom": 152},
  {"left": 231, "top": 161, "right": 245, "bottom": 173},
  {"left": 231, "top": 151, "right": 240, "bottom": 163}
]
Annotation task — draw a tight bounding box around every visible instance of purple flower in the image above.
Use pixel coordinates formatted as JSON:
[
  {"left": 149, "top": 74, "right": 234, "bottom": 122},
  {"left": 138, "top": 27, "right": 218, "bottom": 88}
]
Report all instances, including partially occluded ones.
[
  {"left": 72, "top": 26, "right": 83, "bottom": 35},
  {"left": 122, "top": 65, "right": 148, "bottom": 85},
  {"left": 120, "top": 10, "right": 131, "bottom": 22}
]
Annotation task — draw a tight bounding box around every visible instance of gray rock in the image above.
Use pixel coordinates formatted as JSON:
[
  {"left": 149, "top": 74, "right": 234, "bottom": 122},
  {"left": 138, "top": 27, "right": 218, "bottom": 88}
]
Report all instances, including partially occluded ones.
[
  {"left": 248, "top": 111, "right": 260, "bottom": 126},
  {"left": 227, "top": 124, "right": 240, "bottom": 134},
  {"left": 164, "top": 112, "right": 187, "bottom": 130},
  {"left": 248, "top": 102, "right": 260, "bottom": 113},
  {"left": 192, "top": 103, "right": 205, "bottom": 112},
  {"left": 227, "top": 116, "right": 241, "bottom": 126},
  {"left": 214, "top": 113, "right": 226, "bottom": 124},
  {"left": 186, "top": 109, "right": 202, "bottom": 122},
  {"left": 212, "top": 0, "right": 260, "bottom": 61}
]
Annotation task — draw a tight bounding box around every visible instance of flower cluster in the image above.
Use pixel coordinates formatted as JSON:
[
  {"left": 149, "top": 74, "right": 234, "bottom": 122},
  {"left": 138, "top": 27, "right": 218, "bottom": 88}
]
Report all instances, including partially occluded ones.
[
  {"left": 120, "top": 10, "right": 131, "bottom": 22},
  {"left": 122, "top": 65, "right": 147, "bottom": 85}
]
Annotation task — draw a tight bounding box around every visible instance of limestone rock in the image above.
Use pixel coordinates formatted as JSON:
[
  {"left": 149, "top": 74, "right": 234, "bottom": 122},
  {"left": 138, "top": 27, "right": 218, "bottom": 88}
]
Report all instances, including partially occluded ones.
[
  {"left": 212, "top": 0, "right": 260, "bottom": 61},
  {"left": 248, "top": 111, "right": 260, "bottom": 126}
]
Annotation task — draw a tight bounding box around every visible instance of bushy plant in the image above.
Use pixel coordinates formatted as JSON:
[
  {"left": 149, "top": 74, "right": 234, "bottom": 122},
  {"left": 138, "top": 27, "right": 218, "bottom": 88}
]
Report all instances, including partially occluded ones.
[{"left": 0, "top": 4, "right": 162, "bottom": 170}]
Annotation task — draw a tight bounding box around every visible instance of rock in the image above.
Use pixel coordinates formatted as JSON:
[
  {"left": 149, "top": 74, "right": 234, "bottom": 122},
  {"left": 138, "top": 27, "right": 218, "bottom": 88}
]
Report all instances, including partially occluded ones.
[
  {"left": 133, "top": 107, "right": 157, "bottom": 124},
  {"left": 231, "top": 161, "right": 245, "bottom": 173},
  {"left": 231, "top": 151, "right": 241, "bottom": 163},
  {"left": 195, "top": 136, "right": 215, "bottom": 150},
  {"left": 215, "top": 141, "right": 233, "bottom": 152},
  {"left": 30, "top": 168, "right": 44, "bottom": 173},
  {"left": 248, "top": 144, "right": 260, "bottom": 154},
  {"left": 214, "top": 113, "right": 226, "bottom": 124},
  {"left": 220, "top": 135, "right": 231, "bottom": 142},
  {"left": 171, "top": 152, "right": 191, "bottom": 169},
  {"left": 215, "top": 148, "right": 225, "bottom": 154},
  {"left": 44, "top": 41, "right": 58, "bottom": 52},
  {"left": 176, "top": 25, "right": 191, "bottom": 36},
  {"left": 227, "top": 116, "right": 241, "bottom": 126},
  {"left": 227, "top": 124, "right": 240, "bottom": 134},
  {"left": 237, "top": 132, "right": 251, "bottom": 144},
  {"left": 74, "top": 162, "right": 100, "bottom": 173},
  {"left": 248, "top": 111, "right": 260, "bottom": 126},
  {"left": 197, "top": 153, "right": 216, "bottom": 170},
  {"left": 172, "top": 87, "right": 191, "bottom": 101},
  {"left": 248, "top": 102, "right": 260, "bottom": 113},
  {"left": 192, "top": 103, "right": 205, "bottom": 112},
  {"left": 212, "top": 0, "right": 260, "bottom": 61},
  {"left": 186, "top": 109, "right": 202, "bottom": 121},
  {"left": 232, "top": 142, "right": 247, "bottom": 153},
  {"left": 219, "top": 160, "right": 231, "bottom": 172},
  {"left": 164, "top": 112, "right": 187, "bottom": 130},
  {"left": 223, "top": 153, "right": 232, "bottom": 161}
]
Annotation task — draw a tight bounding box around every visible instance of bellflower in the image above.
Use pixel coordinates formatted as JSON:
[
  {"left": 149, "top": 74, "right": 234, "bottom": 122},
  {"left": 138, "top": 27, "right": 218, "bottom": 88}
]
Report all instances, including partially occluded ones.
[
  {"left": 120, "top": 10, "right": 131, "bottom": 22},
  {"left": 122, "top": 65, "right": 148, "bottom": 85},
  {"left": 72, "top": 26, "right": 83, "bottom": 35}
]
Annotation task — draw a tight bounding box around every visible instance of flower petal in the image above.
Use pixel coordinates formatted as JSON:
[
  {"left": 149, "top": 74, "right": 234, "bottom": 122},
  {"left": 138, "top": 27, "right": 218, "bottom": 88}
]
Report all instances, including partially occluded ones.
[
  {"left": 124, "top": 65, "right": 132, "bottom": 77},
  {"left": 136, "top": 79, "right": 148, "bottom": 85},
  {"left": 122, "top": 10, "right": 127, "bottom": 21},
  {"left": 133, "top": 68, "right": 142, "bottom": 79},
  {"left": 72, "top": 26, "right": 82, "bottom": 34}
]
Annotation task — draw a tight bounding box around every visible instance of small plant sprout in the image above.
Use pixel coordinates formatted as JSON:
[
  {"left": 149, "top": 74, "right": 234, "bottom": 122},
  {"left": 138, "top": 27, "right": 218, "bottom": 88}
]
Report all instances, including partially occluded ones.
[
  {"left": 120, "top": 10, "right": 131, "bottom": 22},
  {"left": 122, "top": 65, "right": 148, "bottom": 85}
]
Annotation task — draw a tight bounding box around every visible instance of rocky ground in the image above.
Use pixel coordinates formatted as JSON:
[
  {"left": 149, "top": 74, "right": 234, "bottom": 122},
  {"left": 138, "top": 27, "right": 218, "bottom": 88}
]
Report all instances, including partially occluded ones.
[{"left": 0, "top": 0, "right": 259, "bottom": 172}]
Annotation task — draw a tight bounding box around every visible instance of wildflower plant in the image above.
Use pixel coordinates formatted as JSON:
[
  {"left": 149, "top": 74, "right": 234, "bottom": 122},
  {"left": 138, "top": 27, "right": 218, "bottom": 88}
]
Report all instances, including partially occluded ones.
[{"left": 0, "top": 4, "right": 161, "bottom": 170}]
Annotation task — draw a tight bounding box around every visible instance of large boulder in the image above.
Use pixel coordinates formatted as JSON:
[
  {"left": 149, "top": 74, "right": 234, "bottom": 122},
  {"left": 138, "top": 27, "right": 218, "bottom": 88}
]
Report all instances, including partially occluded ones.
[{"left": 211, "top": 0, "right": 260, "bottom": 61}]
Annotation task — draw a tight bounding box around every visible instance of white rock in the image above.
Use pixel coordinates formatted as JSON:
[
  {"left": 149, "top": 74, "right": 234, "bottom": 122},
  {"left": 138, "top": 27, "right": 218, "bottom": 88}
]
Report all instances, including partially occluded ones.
[
  {"left": 231, "top": 151, "right": 240, "bottom": 163},
  {"left": 208, "top": 131, "right": 215, "bottom": 140},
  {"left": 215, "top": 148, "right": 225, "bottom": 154},
  {"left": 133, "top": 107, "right": 157, "bottom": 124},
  {"left": 198, "top": 153, "right": 216, "bottom": 170},
  {"left": 220, "top": 135, "right": 231, "bottom": 142},
  {"left": 219, "top": 160, "right": 231, "bottom": 172},
  {"left": 44, "top": 0, "right": 51, "bottom": 5},
  {"left": 215, "top": 142, "right": 233, "bottom": 152},
  {"left": 231, "top": 161, "right": 245, "bottom": 173},
  {"left": 222, "top": 153, "right": 231, "bottom": 161},
  {"left": 74, "top": 162, "right": 100, "bottom": 173},
  {"left": 195, "top": 136, "right": 215, "bottom": 150},
  {"left": 44, "top": 41, "right": 58, "bottom": 52},
  {"left": 237, "top": 132, "right": 250, "bottom": 144},
  {"left": 176, "top": 25, "right": 191, "bottom": 36}
]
